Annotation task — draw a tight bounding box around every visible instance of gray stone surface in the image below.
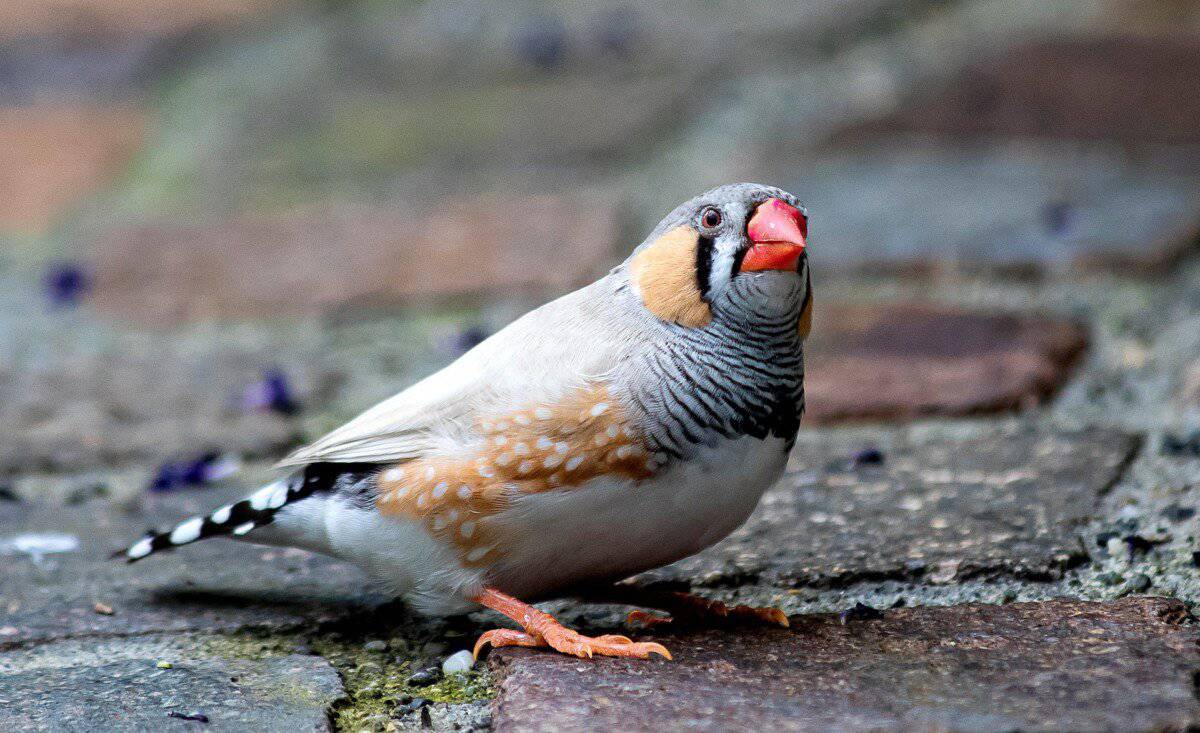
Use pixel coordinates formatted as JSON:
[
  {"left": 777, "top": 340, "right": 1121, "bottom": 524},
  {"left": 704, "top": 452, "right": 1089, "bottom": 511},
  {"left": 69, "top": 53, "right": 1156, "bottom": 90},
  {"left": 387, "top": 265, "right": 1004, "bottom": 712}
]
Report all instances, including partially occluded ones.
[
  {"left": 490, "top": 597, "right": 1200, "bottom": 733},
  {"left": 0, "top": 488, "right": 377, "bottom": 647},
  {"left": 782, "top": 140, "right": 1200, "bottom": 274},
  {"left": 805, "top": 304, "right": 1087, "bottom": 423},
  {"left": 0, "top": 651, "right": 343, "bottom": 732},
  {"left": 646, "top": 424, "right": 1139, "bottom": 588}
]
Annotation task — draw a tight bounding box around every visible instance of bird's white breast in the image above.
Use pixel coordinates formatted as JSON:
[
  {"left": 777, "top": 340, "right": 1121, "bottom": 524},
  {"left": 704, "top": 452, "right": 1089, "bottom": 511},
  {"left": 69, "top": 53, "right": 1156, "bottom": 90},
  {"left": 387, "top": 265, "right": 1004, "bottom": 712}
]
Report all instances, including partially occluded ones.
[{"left": 484, "top": 435, "right": 791, "bottom": 599}]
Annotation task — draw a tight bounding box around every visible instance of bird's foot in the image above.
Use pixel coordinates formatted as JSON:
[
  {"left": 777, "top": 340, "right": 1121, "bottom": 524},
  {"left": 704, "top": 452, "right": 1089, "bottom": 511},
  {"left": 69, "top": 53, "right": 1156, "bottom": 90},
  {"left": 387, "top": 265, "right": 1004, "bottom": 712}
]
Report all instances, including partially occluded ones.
[{"left": 472, "top": 588, "right": 671, "bottom": 661}]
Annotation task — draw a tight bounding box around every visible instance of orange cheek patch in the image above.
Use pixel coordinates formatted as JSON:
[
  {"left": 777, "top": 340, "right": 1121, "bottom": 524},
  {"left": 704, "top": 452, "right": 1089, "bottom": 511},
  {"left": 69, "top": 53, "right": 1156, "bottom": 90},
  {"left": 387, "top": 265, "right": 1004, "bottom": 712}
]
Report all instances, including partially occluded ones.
[
  {"left": 375, "top": 385, "right": 661, "bottom": 567},
  {"left": 631, "top": 226, "right": 712, "bottom": 328}
]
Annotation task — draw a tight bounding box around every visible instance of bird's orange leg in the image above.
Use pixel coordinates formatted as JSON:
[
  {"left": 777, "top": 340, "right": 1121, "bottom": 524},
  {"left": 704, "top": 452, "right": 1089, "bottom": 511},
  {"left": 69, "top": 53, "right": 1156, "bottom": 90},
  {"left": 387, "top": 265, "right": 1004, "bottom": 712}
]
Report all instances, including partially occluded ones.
[
  {"left": 587, "top": 586, "right": 789, "bottom": 628},
  {"left": 471, "top": 588, "right": 671, "bottom": 661}
]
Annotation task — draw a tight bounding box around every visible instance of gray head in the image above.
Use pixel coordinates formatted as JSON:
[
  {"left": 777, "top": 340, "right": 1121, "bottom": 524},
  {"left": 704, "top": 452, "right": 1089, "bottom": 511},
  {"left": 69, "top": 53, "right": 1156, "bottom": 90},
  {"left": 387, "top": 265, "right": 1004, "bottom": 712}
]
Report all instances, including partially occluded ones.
[{"left": 624, "top": 183, "right": 812, "bottom": 337}]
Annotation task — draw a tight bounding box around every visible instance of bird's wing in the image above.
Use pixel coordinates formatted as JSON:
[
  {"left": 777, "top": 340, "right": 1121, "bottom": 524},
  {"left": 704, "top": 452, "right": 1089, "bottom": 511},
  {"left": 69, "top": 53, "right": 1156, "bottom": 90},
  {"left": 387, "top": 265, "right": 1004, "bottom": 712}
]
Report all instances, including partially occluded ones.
[{"left": 277, "top": 279, "right": 638, "bottom": 468}]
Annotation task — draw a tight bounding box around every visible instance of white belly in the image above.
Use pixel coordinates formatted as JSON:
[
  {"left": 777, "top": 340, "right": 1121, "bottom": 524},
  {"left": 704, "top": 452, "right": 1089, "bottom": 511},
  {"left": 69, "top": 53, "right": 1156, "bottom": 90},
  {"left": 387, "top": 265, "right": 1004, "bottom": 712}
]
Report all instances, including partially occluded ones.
[{"left": 484, "top": 435, "right": 791, "bottom": 599}]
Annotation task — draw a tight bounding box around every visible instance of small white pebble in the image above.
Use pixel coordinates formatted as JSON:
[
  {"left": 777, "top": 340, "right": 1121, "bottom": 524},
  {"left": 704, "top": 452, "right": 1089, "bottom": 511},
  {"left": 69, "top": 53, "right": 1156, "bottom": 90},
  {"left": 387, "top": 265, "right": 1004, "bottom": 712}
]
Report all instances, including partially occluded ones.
[{"left": 442, "top": 650, "right": 474, "bottom": 675}]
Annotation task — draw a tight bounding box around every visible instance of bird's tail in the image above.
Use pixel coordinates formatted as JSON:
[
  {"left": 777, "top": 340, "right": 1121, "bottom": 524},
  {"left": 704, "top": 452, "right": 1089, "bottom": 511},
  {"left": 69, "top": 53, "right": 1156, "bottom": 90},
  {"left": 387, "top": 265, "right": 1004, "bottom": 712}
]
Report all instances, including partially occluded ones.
[{"left": 115, "top": 473, "right": 319, "bottom": 562}]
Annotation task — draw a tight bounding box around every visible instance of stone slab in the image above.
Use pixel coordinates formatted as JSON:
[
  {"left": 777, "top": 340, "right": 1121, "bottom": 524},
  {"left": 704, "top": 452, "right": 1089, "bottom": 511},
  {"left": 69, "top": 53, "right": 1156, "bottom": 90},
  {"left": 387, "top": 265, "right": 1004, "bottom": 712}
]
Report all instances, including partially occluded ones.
[
  {"left": 0, "top": 652, "right": 342, "bottom": 732},
  {"left": 646, "top": 424, "right": 1138, "bottom": 588},
  {"left": 785, "top": 139, "right": 1200, "bottom": 274},
  {"left": 805, "top": 304, "right": 1087, "bottom": 424},
  {"left": 0, "top": 306, "right": 319, "bottom": 474},
  {"left": 0, "top": 104, "right": 146, "bottom": 233},
  {"left": 0, "top": 0, "right": 289, "bottom": 39},
  {"left": 88, "top": 194, "right": 620, "bottom": 324},
  {"left": 861, "top": 36, "right": 1200, "bottom": 145},
  {"left": 0, "top": 488, "right": 377, "bottom": 647},
  {"left": 489, "top": 597, "right": 1200, "bottom": 733}
]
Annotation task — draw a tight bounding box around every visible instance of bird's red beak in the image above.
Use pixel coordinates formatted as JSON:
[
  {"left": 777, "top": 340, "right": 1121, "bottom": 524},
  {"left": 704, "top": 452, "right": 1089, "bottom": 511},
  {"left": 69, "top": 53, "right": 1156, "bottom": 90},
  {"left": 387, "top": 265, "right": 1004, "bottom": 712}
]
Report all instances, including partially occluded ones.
[{"left": 741, "top": 198, "right": 807, "bottom": 272}]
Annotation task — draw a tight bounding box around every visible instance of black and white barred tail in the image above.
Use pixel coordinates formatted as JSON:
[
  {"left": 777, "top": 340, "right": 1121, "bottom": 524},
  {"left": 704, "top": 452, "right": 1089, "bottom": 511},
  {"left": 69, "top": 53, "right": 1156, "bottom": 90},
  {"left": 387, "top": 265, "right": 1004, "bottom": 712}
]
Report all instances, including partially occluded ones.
[
  {"left": 117, "top": 474, "right": 309, "bottom": 562},
  {"left": 116, "top": 462, "right": 379, "bottom": 562}
]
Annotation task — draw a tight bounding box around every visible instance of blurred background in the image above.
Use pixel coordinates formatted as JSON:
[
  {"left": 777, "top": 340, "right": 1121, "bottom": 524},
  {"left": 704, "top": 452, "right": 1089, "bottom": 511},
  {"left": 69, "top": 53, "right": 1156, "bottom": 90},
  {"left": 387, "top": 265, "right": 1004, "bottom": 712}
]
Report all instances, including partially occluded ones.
[{"left": 2, "top": 0, "right": 1200, "bottom": 502}]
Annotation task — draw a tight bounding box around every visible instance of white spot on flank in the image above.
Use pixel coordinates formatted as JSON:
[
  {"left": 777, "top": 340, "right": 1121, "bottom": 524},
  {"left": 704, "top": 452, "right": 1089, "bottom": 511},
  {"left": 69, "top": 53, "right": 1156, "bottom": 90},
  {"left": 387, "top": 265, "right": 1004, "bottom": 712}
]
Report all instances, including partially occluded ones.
[
  {"left": 495, "top": 453, "right": 513, "bottom": 466},
  {"left": 543, "top": 454, "right": 562, "bottom": 469},
  {"left": 514, "top": 414, "right": 531, "bottom": 426},
  {"left": 564, "top": 455, "right": 585, "bottom": 471},
  {"left": 425, "top": 466, "right": 437, "bottom": 480},
  {"left": 590, "top": 403, "right": 609, "bottom": 417},
  {"left": 211, "top": 505, "right": 232, "bottom": 524},
  {"left": 432, "top": 515, "right": 448, "bottom": 531},
  {"left": 465, "top": 546, "right": 491, "bottom": 562},
  {"left": 233, "top": 522, "right": 255, "bottom": 536},
  {"left": 513, "top": 442, "right": 530, "bottom": 456},
  {"left": 594, "top": 434, "right": 609, "bottom": 446},
  {"left": 459, "top": 521, "right": 476, "bottom": 538},
  {"left": 616, "top": 445, "right": 635, "bottom": 459},
  {"left": 447, "top": 509, "right": 459, "bottom": 522},
  {"left": 170, "top": 517, "right": 203, "bottom": 545},
  {"left": 478, "top": 465, "right": 495, "bottom": 478},
  {"left": 433, "top": 482, "right": 449, "bottom": 499},
  {"left": 554, "top": 441, "right": 569, "bottom": 454},
  {"left": 517, "top": 460, "right": 534, "bottom": 475},
  {"left": 606, "top": 425, "right": 619, "bottom": 439},
  {"left": 493, "top": 435, "right": 507, "bottom": 446},
  {"left": 416, "top": 493, "right": 428, "bottom": 509},
  {"left": 383, "top": 468, "right": 404, "bottom": 483},
  {"left": 534, "top": 408, "right": 552, "bottom": 420},
  {"left": 128, "top": 537, "right": 153, "bottom": 559},
  {"left": 536, "top": 436, "right": 553, "bottom": 450},
  {"left": 480, "top": 420, "right": 493, "bottom": 433},
  {"left": 457, "top": 485, "right": 472, "bottom": 500},
  {"left": 495, "top": 421, "right": 508, "bottom": 432}
]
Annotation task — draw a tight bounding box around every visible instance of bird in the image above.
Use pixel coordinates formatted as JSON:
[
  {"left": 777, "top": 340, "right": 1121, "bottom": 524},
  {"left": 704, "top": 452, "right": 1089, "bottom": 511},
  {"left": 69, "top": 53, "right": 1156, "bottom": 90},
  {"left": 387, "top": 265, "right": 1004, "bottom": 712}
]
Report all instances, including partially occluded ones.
[{"left": 117, "top": 182, "right": 813, "bottom": 661}]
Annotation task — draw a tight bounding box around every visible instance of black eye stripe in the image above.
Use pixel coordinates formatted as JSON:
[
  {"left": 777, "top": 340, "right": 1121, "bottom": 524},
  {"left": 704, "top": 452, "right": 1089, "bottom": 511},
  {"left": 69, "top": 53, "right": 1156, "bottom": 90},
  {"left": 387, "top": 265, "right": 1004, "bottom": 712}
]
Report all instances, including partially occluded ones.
[{"left": 695, "top": 234, "right": 714, "bottom": 300}]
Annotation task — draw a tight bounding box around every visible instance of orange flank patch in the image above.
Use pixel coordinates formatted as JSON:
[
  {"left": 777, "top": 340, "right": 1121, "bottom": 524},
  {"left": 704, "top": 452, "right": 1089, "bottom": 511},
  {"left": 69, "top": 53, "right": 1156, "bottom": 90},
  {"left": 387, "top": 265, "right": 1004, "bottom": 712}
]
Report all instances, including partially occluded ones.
[
  {"left": 631, "top": 226, "right": 712, "bottom": 328},
  {"left": 375, "top": 385, "right": 662, "bottom": 566}
]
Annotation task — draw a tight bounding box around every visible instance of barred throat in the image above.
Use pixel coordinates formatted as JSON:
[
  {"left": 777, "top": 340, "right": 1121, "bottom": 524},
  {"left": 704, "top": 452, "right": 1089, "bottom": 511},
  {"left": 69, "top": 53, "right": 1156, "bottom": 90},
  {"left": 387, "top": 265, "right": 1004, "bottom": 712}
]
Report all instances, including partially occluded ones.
[{"left": 626, "top": 276, "right": 806, "bottom": 459}]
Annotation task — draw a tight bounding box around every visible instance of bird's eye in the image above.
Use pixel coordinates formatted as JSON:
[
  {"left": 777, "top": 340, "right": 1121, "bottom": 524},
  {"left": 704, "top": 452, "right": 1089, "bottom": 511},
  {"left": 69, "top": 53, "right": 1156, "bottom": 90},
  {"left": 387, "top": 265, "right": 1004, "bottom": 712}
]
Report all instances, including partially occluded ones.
[{"left": 700, "top": 207, "right": 722, "bottom": 229}]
